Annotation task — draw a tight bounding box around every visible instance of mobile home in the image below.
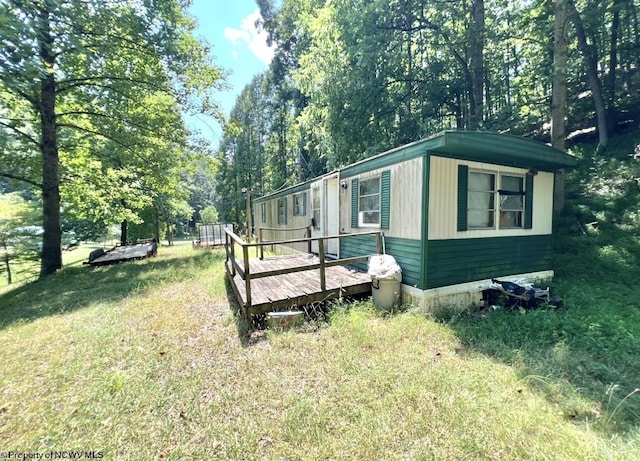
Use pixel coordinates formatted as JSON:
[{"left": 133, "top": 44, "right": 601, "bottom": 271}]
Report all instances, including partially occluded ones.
[{"left": 253, "top": 131, "right": 576, "bottom": 307}]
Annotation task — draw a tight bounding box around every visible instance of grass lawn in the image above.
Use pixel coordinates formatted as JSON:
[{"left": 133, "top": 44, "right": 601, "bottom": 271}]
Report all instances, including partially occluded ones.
[{"left": 1, "top": 241, "right": 639, "bottom": 460}]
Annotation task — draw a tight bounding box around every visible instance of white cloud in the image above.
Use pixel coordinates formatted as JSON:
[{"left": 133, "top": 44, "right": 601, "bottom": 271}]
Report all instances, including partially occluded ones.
[{"left": 224, "top": 10, "right": 275, "bottom": 65}]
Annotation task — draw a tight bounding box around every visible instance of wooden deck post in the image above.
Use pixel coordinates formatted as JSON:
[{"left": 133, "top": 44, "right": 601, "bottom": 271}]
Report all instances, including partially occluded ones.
[
  {"left": 318, "top": 238, "right": 326, "bottom": 292},
  {"left": 243, "top": 244, "right": 251, "bottom": 308},
  {"left": 258, "top": 227, "right": 264, "bottom": 260},
  {"left": 376, "top": 232, "right": 383, "bottom": 254},
  {"left": 227, "top": 231, "right": 236, "bottom": 276}
]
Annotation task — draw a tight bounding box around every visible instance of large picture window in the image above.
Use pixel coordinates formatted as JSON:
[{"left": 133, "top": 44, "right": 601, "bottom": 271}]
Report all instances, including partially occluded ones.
[
  {"left": 358, "top": 177, "right": 381, "bottom": 226},
  {"left": 467, "top": 170, "right": 526, "bottom": 230}
]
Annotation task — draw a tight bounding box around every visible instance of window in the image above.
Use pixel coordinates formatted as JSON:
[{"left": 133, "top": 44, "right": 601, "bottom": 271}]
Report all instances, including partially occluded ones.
[
  {"left": 277, "top": 198, "right": 287, "bottom": 225},
  {"left": 499, "top": 175, "right": 524, "bottom": 228},
  {"left": 358, "top": 177, "right": 381, "bottom": 226},
  {"left": 312, "top": 187, "right": 321, "bottom": 229},
  {"left": 293, "top": 192, "right": 306, "bottom": 216},
  {"left": 468, "top": 171, "right": 496, "bottom": 229},
  {"left": 466, "top": 170, "right": 526, "bottom": 230}
]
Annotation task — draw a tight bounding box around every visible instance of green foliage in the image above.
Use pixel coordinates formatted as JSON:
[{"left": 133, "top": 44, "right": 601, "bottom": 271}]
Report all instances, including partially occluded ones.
[
  {"left": 0, "top": 193, "right": 41, "bottom": 284},
  {"left": 0, "top": 0, "right": 225, "bottom": 275},
  {"left": 225, "top": 0, "right": 640, "bottom": 203},
  {"left": 200, "top": 205, "right": 219, "bottom": 224}
]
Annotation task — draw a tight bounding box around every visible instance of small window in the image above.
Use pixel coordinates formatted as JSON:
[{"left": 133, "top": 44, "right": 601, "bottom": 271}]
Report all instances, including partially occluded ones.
[
  {"left": 293, "top": 192, "right": 306, "bottom": 216},
  {"left": 277, "top": 198, "right": 287, "bottom": 225},
  {"left": 499, "top": 175, "right": 524, "bottom": 228},
  {"left": 468, "top": 171, "right": 496, "bottom": 229},
  {"left": 359, "top": 177, "right": 381, "bottom": 226}
]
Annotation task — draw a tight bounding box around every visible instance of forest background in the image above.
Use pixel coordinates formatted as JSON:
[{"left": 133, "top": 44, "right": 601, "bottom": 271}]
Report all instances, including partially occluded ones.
[{"left": 1, "top": 0, "right": 639, "bottom": 281}]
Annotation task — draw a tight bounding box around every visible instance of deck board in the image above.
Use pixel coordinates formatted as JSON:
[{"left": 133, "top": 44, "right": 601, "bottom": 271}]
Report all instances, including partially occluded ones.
[{"left": 226, "top": 254, "right": 372, "bottom": 315}]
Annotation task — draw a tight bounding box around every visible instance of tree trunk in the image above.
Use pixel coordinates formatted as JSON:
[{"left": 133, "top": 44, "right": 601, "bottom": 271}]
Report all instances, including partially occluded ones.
[
  {"left": 552, "top": 0, "right": 569, "bottom": 212},
  {"left": 470, "top": 0, "right": 485, "bottom": 129},
  {"left": 607, "top": 0, "right": 621, "bottom": 132},
  {"left": 3, "top": 242, "right": 12, "bottom": 285},
  {"left": 38, "top": 1, "right": 62, "bottom": 278},
  {"left": 166, "top": 221, "right": 173, "bottom": 246},
  {"left": 154, "top": 207, "right": 161, "bottom": 243},
  {"left": 568, "top": 0, "right": 609, "bottom": 151},
  {"left": 120, "top": 220, "right": 128, "bottom": 245}
]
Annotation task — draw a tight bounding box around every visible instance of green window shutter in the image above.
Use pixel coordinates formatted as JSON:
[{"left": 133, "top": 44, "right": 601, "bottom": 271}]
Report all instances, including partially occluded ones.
[
  {"left": 381, "top": 170, "right": 391, "bottom": 229},
  {"left": 457, "top": 165, "right": 469, "bottom": 231},
  {"left": 524, "top": 174, "right": 534, "bottom": 229},
  {"left": 303, "top": 192, "right": 307, "bottom": 216},
  {"left": 284, "top": 197, "right": 288, "bottom": 225},
  {"left": 351, "top": 178, "right": 359, "bottom": 228}
]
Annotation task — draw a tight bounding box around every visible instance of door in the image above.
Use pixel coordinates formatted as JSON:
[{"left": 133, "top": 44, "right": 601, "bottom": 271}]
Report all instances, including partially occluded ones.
[
  {"left": 310, "top": 181, "right": 322, "bottom": 253},
  {"left": 310, "top": 176, "right": 340, "bottom": 256},
  {"left": 325, "top": 177, "right": 339, "bottom": 255}
]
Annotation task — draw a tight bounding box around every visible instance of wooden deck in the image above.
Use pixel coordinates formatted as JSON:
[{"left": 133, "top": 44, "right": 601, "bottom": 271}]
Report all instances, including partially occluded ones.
[
  {"left": 226, "top": 254, "right": 372, "bottom": 315},
  {"left": 225, "top": 229, "right": 382, "bottom": 317}
]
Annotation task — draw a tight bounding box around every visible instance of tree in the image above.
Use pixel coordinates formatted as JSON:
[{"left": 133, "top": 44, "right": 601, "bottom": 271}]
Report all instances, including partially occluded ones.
[
  {"left": 0, "top": 0, "right": 224, "bottom": 277},
  {"left": 0, "top": 193, "right": 40, "bottom": 285},
  {"left": 568, "top": 0, "right": 609, "bottom": 150},
  {"left": 552, "top": 0, "right": 569, "bottom": 212},
  {"left": 201, "top": 205, "right": 219, "bottom": 224}
]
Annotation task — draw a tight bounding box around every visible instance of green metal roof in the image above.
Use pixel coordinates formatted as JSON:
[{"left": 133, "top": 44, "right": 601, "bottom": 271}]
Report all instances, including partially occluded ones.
[
  {"left": 340, "top": 130, "right": 575, "bottom": 178},
  {"left": 256, "top": 131, "right": 577, "bottom": 199},
  {"left": 427, "top": 131, "right": 577, "bottom": 171},
  {"left": 253, "top": 179, "right": 312, "bottom": 204}
]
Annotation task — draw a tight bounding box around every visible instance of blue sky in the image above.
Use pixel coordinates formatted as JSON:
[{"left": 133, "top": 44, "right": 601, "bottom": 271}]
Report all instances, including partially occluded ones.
[{"left": 187, "top": 0, "right": 275, "bottom": 147}]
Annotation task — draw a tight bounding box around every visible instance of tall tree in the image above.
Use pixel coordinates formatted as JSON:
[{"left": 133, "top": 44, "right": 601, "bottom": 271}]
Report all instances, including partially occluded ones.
[
  {"left": 470, "top": 0, "right": 485, "bottom": 129},
  {"left": 0, "top": 0, "right": 224, "bottom": 277},
  {"left": 552, "top": 0, "right": 569, "bottom": 212},
  {"left": 568, "top": 0, "right": 609, "bottom": 150}
]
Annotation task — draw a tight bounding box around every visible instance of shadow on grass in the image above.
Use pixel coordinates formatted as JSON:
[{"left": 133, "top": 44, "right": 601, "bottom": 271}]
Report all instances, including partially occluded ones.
[
  {"left": 438, "top": 228, "right": 640, "bottom": 435},
  {"left": 224, "top": 275, "right": 259, "bottom": 347},
  {"left": 0, "top": 249, "right": 224, "bottom": 330}
]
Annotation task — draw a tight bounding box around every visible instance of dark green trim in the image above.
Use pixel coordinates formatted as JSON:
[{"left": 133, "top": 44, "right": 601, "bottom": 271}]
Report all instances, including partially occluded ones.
[
  {"left": 430, "top": 132, "right": 576, "bottom": 172},
  {"left": 524, "top": 175, "right": 534, "bottom": 229},
  {"left": 351, "top": 178, "right": 359, "bottom": 228},
  {"left": 457, "top": 165, "right": 469, "bottom": 231},
  {"left": 426, "top": 235, "right": 553, "bottom": 289},
  {"left": 260, "top": 203, "right": 266, "bottom": 223},
  {"left": 303, "top": 191, "right": 307, "bottom": 216},
  {"left": 420, "top": 154, "right": 430, "bottom": 289},
  {"left": 254, "top": 181, "right": 312, "bottom": 204},
  {"left": 255, "top": 131, "right": 574, "bottom": 204},
  {"left": 341, "top": 140, "right": 432, "bottom": 178},
  {"left": 340, "top": 235, "right": 422, "bottom": 287},
  {"left": 380, "top": 170, "right": 391, "bottom": 230}
]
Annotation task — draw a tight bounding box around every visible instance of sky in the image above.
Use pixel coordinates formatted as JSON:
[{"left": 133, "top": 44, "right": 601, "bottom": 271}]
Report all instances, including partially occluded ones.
[{"left": 187, "top": 0, "right": 276, "bottom": 147}]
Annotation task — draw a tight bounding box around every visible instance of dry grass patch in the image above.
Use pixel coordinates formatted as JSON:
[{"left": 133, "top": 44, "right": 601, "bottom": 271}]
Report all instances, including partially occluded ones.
[{"left": 1, "top": 245, "right": 638, "bottom": 460}]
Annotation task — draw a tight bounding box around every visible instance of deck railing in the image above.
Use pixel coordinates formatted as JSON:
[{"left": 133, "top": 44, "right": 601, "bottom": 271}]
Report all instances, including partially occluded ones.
[
  {"left": 225, "top": 228, "right": 383, "bottom": 309},
  {"left": 257, "top": 225, "right": 311, "bottom": 258}
]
